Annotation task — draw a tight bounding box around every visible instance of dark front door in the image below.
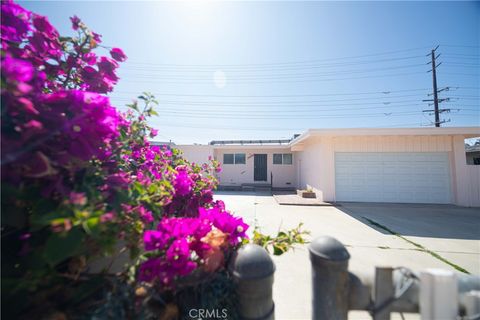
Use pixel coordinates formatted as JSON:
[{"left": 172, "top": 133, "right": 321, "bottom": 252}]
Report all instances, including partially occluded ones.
[{"left": 254, "top": 154, "right": 268, "bottom": 181}]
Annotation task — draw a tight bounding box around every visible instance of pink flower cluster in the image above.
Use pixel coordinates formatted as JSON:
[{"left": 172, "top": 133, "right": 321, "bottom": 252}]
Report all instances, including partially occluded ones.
[
  {"left": 139, "top": 203, "right": 249, "bottom": 285},
  {"left": 1, "top": 0, "right": 129, "bottom": 196},
  {"left": 1, "top": 2, "right": 246, "bottom": 310},
  {"left": 1, "top": 0, "right": 127, "bottom": 93}
]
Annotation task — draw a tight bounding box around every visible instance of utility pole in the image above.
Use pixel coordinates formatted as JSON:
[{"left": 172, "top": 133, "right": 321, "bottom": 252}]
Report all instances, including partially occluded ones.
[
  {"left": 423, "top": 45, "right": 450, "bottom": 127},
  {"left": 431, "top": 48, "right": 440, "bottom": 127}
]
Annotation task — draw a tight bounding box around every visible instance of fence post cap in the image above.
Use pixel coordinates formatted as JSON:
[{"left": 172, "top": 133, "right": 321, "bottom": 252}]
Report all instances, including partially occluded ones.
[
  {"left": 309, "top": 236, "right": 350, "bottom": 261},
  {"left": 230, "top": 244, "right": 275, "bottom": 280}
]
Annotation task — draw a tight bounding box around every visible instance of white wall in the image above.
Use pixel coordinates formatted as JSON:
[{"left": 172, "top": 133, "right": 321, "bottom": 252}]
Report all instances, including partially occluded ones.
[
  {"left": 465, "top": 166, "right": 480, "bottom": 207},
  {"left": 296, "top": 137, "right": 337, "bottom": 202},
  {"left": 214, "top": 148, "right": 296, "bottom": 188},
  {"left": 450, "top": 135, "right": 480, "bottom": 207},
  {"left": 175, "top": 145, "right": 214, "bottom": 166}
]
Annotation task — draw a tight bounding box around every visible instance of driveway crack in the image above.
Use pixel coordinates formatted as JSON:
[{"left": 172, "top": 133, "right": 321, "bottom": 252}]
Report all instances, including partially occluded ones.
[{"left": 362, "top": 216, "right": 471, "bottom": 274}]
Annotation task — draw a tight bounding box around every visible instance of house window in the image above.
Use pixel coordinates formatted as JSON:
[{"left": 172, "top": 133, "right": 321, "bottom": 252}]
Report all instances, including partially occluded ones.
[
  {"left": 474, "top": 157, "right": 480, "bottom": 165},
  {"left": 273, "top": 154, "right": 283, "bottom": 164},
  {"left": 273, "top": 153, "right": 293, "bottom": 165},
  {"left": 223, "top": 154, "right": 234, "bottom": 164},
  {"left": 235, "top": 153, "right": 246, "bottom": 164},
  {"left": 223, "top": 153, "right": 246, "bottom": 165},
  {"left": 283, "top": 153, "right": 293, "bottom": 165}
]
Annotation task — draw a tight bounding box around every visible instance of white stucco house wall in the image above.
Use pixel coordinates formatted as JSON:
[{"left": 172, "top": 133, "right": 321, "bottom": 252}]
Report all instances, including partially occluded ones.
[{"left": 174, "top": 127, "right": 480, "bottom": 207}]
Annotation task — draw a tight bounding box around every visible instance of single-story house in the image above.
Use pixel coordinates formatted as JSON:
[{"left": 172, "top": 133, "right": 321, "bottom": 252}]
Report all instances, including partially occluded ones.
[
  {"left": 176, "top": 127, "right": 480, "bottom": 207},
  {"left": 466, "top": 144, "right": 480, "bottom": 165}
]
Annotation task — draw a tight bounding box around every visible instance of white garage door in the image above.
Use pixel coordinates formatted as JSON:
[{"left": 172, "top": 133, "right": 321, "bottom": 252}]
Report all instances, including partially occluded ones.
[{"left": 335, "top": 152, "right": 451, "bottom": 204}]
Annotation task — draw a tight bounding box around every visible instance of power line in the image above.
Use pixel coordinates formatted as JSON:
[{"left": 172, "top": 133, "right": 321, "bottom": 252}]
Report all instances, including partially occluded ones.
[
  {"left": 126, "top": 47, "right": 431, "bottom": 68},
  {"left": 117, "top": 71, "right": 427, "bottom": 84},
  {"left": 442, "top": 62, "right": 480, "bottom": 67},
  {"left": 123, "top": 56, "right": 427, "bottom": 73},
  {"left": 111, "top": 95, "right": 477, "bottom": 106},
  {"left": 440, "top": 44, "right": 480, "bottom": 49},
  {"left": 112, "top": 98, "right": 426, "bottom": 107},
  {"left": 112, "top": 103, "right": 428, "bottom": 114},
  {"left": 130, "top": 109, "right": 473, "bottom": 118},
  {"left": 443, "top": 52, "right": 480, "bottom": 57},
  {"left": 120, "top": 63, "right": 427, "bottom": 79},
  {"left": 152, "top": 122, "right": 433, "bottom": 132},
  {"left": 140, "top": 111, "right": 432, "bottom": 120},
  {"left": 111, "top": 94, "right": 425, "bottom": 104},
  {"left": 110, "top": 88, "right": 432, "bottom": 98},
  {"left": 441, "top": 72, "right": 479, "bottom": 76}
]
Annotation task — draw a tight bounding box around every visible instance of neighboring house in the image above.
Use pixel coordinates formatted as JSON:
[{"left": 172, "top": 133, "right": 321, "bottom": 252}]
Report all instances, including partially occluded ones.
[
  {"left": 151, "top": 141, "right": 176, "bottom": 147},
  {"left": 176, "top": 127, "right": 480, "bottom": 207},
  {"left": 466, "top": 144, "right": 480, "bottom": 165}
]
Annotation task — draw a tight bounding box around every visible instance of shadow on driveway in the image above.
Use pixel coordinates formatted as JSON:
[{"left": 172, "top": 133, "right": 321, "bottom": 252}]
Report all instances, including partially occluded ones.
[{"left": 337, "top": 202, "right": 480, "bottom": 240}]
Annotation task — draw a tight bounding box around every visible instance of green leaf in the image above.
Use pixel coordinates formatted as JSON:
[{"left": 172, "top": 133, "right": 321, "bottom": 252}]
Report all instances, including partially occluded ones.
[
  {"left": 273, "top": 244, "right": 286, "bottom": 256},
  {"left": 59, "top": 36, "right": 73, "bottom": 42},
  {"left": 82, "top": 217, "right": 100, "bottom": 235},
  {"left": 31, "top": 210, "right": 66, "bottom": 230},
  {"left": 43, "top": 228, "right": 84, "bottom": 266}
]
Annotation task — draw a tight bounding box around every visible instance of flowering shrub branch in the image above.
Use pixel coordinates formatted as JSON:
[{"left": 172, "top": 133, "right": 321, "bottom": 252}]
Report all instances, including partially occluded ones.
[
  {"left": 1, "top": 1, "right": 308, "bottom": 318},
  {"left": 251, "top": 223, "right": 310, "bottom": 255},
  {"left": 1, "top": 1, "right": 242, "bottom": 318}
]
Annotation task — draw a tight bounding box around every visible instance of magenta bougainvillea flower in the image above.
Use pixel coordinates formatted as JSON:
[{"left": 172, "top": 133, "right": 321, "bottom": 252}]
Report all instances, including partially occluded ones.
[
  {"left": 138, "top": 203, "right": 249, "bottom": 285},
  {"left": 150, "top": 128, "right": 158, "bottom": 138},
  {"left": 1, "top": 2, "right": 237, "bottom": 314},
  {"left": 0, "top": 1, "right": 31, "bottom": 42},
  {"left": 69, "top": 192, "right": 87, "bottom": 205},
  {"left": 69, "top": 15, "right": 81, "bottom": 30},
  {"left": 110, "top": 47, "right": 127, "bottom": 62},
  {"left": 144, "top": 230, "right": 168, "bottom": 251},
  {"left": 1, "top": 56, "right": 34, "bottom": 82},
  {"left": 32, "top": 14, "right": 58, "bottom": 38},
  {"left": 173, "top": 166, "right": 194, "bottom": 196}
]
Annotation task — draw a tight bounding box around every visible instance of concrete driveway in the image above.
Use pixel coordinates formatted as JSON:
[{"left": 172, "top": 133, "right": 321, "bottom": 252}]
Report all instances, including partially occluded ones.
[{"left": 214, "top": 191, "right": 480, "bottom": 320}]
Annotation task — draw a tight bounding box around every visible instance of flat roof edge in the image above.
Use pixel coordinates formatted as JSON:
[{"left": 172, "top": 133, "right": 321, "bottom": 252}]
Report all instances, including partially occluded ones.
[{"left": 289, "top": 127, "right": 480, "bottom": 146}]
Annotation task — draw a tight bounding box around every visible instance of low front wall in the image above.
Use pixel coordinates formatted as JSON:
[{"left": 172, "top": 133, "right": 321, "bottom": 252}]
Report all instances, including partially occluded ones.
[{"left": 175, "top": 145, "right": 214, "bottom": 166}]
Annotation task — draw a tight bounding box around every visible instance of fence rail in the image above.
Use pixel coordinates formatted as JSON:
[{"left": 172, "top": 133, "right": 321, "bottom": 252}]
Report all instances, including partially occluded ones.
[{"left": 232, "top": 235, "right": 480, "bottom": 320}]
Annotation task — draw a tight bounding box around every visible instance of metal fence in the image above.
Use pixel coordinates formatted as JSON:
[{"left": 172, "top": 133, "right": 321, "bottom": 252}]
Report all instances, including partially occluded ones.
[{"left": 231, "top": 236, "right": 480, "bottom": 320}]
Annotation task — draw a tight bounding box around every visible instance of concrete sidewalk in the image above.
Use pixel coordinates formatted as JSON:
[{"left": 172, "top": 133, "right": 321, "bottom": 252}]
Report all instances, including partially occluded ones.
[{"left": 214, "top": 191, "right": 480, "bottom": 320}]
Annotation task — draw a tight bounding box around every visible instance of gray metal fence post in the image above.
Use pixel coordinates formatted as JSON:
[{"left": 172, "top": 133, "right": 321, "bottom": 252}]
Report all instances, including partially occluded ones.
[
  {"left": 230, "top": 244, "right": 275, "bottom": 320},
  {"left": 373, "top": 267, "right": 394, "bottom": 320},
  {"left": 309, "top": 236, "right": 351, "bottom": 320},
  {"left": 462, "top": 291, "right": 480, "bottom": 318}
]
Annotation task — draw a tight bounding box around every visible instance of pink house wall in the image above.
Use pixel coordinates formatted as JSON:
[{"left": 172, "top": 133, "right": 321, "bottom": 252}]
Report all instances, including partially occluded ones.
[
  {"left": 176, "top": 130, "right": 479, "bottom": 206},
  {"left": 297, "top": 134, "right": 479, "bottom": 206},
  {"left": 214, "top": 148, "right": 296, "bottom": 188}
]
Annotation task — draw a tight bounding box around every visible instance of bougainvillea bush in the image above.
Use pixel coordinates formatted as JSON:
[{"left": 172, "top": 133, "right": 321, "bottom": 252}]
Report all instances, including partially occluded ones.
[{"left": 1, "top": 1, "right": 249, "bottom": 318}]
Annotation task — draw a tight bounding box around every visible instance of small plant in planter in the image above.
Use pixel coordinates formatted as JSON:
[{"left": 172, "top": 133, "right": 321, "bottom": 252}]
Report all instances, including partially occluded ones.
[{"left": 297, "top": 187, "right": 317, "bottom": 198}]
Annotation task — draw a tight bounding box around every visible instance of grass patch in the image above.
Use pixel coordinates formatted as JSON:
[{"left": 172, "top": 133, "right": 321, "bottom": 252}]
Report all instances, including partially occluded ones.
[
  {"left": 363, "top": 216, "right": 470, "bottom": 274},
  {"left": 377, "top": 246, "right": 390, "bottom": 249}
]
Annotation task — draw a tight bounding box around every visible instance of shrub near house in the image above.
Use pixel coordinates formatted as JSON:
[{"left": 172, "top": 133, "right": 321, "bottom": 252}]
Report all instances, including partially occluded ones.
[{"left": 1, "top": 1, "right": 249, "bottom": 318}]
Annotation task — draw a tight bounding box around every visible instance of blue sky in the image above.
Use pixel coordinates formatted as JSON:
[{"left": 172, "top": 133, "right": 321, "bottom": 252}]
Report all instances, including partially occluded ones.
[{"left": 21, "top": 1, "right": 479, "bottom": 144}]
